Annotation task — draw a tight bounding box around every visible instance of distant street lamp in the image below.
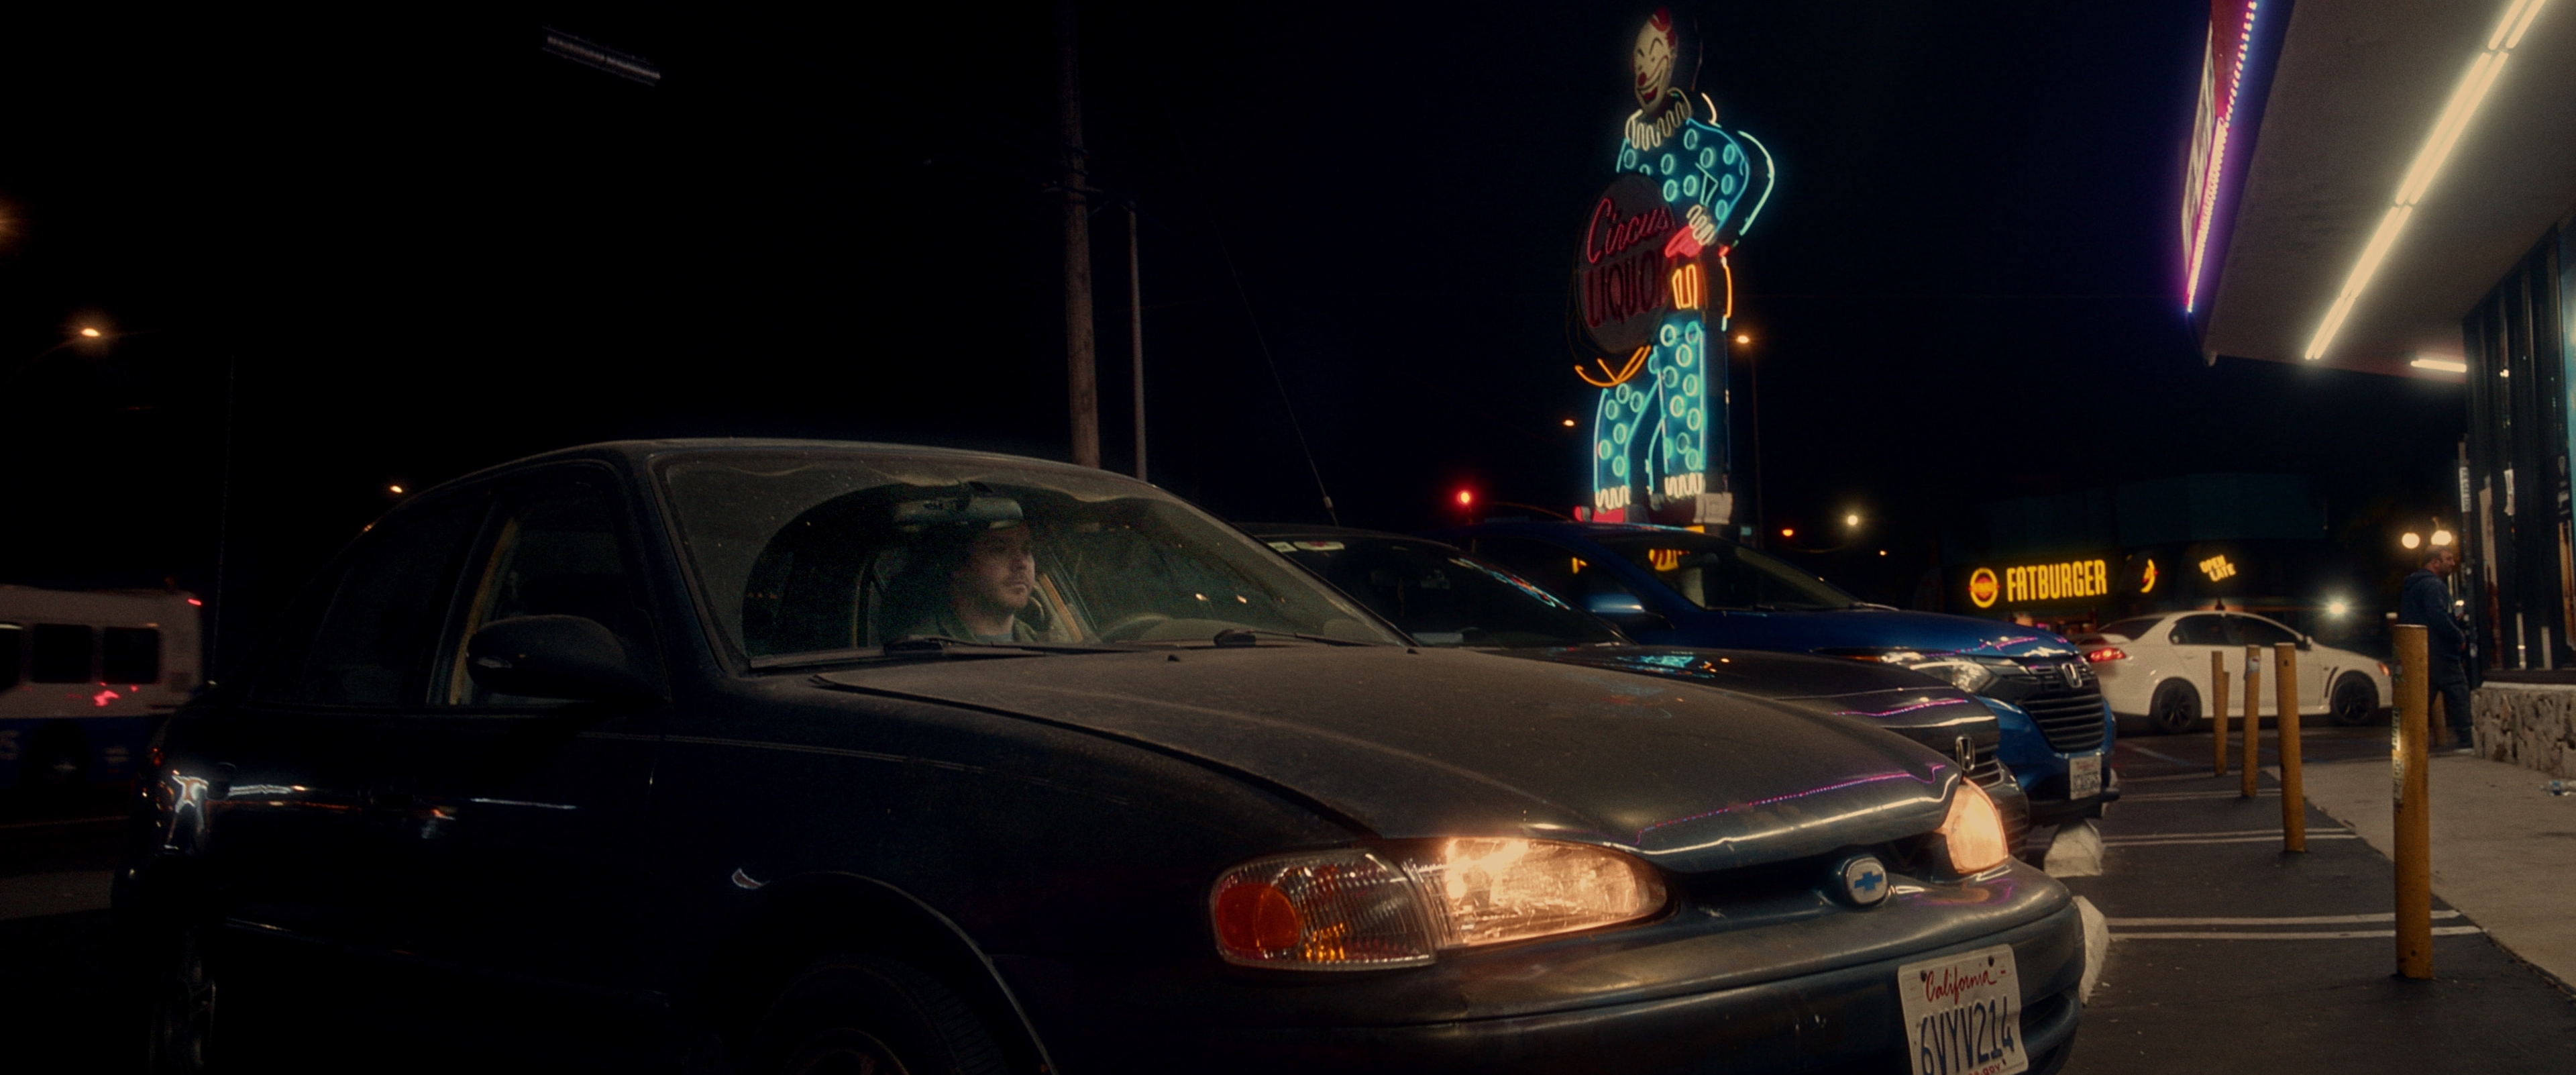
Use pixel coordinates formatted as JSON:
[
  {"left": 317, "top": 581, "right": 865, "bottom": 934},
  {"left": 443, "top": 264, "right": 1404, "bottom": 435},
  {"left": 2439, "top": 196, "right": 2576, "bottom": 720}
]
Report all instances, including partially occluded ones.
[
  {"left": 2430, "top": 529, "right": 2454, "bottom": 547},
  {"left": 1845, "top": 512, "right": 1861, "bottom": 528},
  {"left": 2401, "top": 532, "right": 2422, "bottom": 550}
]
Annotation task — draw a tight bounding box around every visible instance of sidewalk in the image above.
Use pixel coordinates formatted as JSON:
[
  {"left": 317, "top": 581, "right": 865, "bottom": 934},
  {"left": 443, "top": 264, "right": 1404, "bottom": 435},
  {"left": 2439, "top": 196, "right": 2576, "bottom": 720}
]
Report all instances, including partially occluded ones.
[
  {"left": 2056, "top": 728, "right": 2576, "bottom": 1073},
  {"left": 2297, "top": 752, "right": 2576, "bottom": 990}
]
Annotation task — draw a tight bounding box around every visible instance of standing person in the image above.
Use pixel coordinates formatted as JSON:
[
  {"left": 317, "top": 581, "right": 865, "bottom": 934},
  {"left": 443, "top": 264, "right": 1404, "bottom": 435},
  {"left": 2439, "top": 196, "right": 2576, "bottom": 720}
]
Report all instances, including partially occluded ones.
[{"left": 2399, "top": 546, "right": 2474, "bottom": 751}]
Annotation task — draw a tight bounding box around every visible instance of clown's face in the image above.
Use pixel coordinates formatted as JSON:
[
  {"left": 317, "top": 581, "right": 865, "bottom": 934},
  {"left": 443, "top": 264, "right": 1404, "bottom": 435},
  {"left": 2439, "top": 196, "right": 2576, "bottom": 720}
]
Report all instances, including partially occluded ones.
[{"left": 1633, "top": 20, "right": 1675, "bottom": 109}]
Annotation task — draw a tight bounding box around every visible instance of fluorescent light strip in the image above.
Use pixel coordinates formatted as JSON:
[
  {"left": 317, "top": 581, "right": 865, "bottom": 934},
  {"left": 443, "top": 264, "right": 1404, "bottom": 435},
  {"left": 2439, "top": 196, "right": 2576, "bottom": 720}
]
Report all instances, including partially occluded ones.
[
  {"left": 2410, "top": 357, "right": 2469, "bottom": 373},
  {"left": 2305, "top": 0, "right": 2548, "bottom": 360}
]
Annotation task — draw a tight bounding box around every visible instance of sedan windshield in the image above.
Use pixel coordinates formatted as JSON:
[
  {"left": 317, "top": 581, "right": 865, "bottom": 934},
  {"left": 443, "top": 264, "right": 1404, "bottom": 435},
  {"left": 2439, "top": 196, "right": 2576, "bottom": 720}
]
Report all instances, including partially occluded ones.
[
  {"left": 1593, "top": 531, "right": 1857, "bottom": 611},
  {"left": 657, "top": 452, "right": 1401, "bottom": 661},
  {"left": 1267, "top": 538, "right": 1621, "bottom": 648}
]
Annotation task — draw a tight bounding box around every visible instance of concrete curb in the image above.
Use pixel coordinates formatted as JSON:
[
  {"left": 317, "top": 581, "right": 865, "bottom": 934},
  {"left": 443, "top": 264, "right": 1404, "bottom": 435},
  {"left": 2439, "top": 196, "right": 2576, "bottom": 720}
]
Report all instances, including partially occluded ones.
[
  {"left": 2074, "top": 894, "right": 2107, "bottom": 1005},
  {"left": 2043, "top": 819, "right": 2102, "bottom": 878}
]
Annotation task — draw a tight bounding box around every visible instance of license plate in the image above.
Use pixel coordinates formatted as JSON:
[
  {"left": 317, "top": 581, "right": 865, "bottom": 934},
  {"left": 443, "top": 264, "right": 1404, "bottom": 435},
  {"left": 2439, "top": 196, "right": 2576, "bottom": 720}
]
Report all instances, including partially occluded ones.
[
  {"left": 1900, "top": 943, "right": 2027, "bottom": 1075},
  {"left": 2068, "top": 753, "right": 2102, "bottom": 800}
]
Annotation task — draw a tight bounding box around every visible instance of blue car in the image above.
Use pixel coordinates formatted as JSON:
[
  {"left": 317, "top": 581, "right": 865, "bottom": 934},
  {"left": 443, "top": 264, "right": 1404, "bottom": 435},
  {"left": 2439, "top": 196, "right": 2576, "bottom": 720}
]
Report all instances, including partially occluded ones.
[{"left": 1436, "top": 521, "right": 2118, "bottom": 828}]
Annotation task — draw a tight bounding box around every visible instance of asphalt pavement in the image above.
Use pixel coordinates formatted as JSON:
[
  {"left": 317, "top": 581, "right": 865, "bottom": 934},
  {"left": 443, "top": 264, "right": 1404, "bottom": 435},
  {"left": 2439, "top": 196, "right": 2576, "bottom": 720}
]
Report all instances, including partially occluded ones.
[
  {"left": 0, "top": 788, "right": 125, "bottom": 1072},
  {"left": 2057, "top": 723, "right": 2576, "bottom": 1074}
]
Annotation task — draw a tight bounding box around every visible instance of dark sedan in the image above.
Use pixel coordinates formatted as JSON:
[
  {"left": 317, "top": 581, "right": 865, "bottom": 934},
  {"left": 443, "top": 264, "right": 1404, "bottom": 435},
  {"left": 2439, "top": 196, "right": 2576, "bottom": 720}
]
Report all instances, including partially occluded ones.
[
  {"left": 120, "top": 440, "right": 2082, "bottom": 1074},
  {"left": 1244, "top": 524, "right": 2033, "bottom": 857}
]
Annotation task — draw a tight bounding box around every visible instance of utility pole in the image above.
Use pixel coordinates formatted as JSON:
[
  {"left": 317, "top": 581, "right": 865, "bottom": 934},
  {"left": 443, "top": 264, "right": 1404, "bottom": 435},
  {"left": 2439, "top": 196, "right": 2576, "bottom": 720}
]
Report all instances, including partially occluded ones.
[
  {"left": 1128, "top": 202, "right": 1147, "bottom": 480},
  {"left": 1057, "top": 0, "right": 1101, "bottom": 468}
]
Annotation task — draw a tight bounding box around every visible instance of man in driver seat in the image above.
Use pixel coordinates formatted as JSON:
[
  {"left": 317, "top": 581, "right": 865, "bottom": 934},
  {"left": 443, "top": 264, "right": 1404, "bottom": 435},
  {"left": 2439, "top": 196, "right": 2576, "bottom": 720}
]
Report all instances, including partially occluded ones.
[{"left": 900, "top": 522, "right": 1041, "bottom": 644}]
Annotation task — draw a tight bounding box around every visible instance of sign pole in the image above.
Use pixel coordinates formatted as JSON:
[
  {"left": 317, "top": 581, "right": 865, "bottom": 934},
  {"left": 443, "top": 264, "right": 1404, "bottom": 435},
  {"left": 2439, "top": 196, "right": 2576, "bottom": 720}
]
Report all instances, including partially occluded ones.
[{"left": 1055, "top": 0, "right": 1101, "bottom": 469}]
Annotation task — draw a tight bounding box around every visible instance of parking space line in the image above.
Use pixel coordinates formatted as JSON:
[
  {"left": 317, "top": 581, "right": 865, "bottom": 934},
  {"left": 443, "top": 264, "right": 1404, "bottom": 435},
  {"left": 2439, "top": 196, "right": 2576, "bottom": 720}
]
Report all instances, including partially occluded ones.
[
  {"left": 2105, "top": 833, "right": 2361, "bottom": 847},
  {"left": 2117, "top": 743, "right": 2198, "bottom": 766},
  {"left": 2101, "top": 827, "right": 2342, "bottom": 840},
  {"left": 2109, "top": 911, "right": 2463, "bottom": 926},
  {"left": 2112, "top": 925, "right": 2484, "bottom": 940}
]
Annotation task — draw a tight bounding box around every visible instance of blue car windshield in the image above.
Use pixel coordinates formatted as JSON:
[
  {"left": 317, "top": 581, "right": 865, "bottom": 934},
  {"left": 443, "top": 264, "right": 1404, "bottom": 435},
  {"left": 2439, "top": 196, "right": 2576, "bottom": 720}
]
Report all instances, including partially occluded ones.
[
  {"left": 1593, "top": 533, "right": 1857, "bottom": 611},
  {"left": 657, "top": 452, "right": 1401, "bottom": 660},
  {"left": 1267, "top": 538, "right": 1621, "bottom": 648}
]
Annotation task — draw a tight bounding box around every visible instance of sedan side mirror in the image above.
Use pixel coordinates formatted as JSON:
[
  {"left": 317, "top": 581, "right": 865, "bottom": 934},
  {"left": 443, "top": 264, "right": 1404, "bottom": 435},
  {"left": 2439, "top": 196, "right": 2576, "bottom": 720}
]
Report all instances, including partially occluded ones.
[
  {"left": 2299, "top": 635, "right": 2314, "bottom": 650},
  {"left": 1584, "top": 592, "right": 1672, "bottom": 635},
  {"left": 467, "top": 615, "right": 665, "bottom": 703}
]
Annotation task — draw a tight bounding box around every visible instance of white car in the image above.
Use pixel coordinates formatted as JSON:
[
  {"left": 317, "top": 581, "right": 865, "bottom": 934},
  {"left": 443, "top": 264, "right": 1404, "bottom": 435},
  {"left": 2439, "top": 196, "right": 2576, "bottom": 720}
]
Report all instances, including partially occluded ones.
[{"left": 2076, "top": 611, "right": 2390, "bottom": 735}]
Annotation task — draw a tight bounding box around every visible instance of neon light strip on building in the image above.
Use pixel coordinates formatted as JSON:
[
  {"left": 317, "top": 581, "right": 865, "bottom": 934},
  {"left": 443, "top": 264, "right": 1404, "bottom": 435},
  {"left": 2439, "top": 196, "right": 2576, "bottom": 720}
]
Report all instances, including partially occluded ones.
[{"left": 2183, "top": 1, "right": 2259, "bottom": 314}]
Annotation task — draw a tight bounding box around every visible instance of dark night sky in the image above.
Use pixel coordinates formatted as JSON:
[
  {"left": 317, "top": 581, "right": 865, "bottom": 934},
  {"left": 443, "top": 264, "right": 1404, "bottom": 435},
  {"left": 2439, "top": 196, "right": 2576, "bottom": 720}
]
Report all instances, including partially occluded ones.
[{"left": 0, "top": 3, "right": 2468, "bottom": 653}]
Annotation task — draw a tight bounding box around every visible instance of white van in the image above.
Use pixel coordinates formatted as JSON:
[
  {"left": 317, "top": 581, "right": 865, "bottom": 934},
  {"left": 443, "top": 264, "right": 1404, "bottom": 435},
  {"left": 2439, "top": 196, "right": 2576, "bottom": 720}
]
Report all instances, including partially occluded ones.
[{"left": 0, "top": 585, "right": 203, "bottom": 791}]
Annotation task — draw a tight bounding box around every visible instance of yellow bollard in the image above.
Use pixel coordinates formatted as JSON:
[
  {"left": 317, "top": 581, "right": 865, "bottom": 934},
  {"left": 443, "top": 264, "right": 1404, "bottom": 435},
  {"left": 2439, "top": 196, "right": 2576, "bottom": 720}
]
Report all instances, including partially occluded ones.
[
  {"left": 2241, "top": 646, "right": 2262, "bottom": 799},
  {"left": 2212, "top": 651, "right": 2232, "bottom": 776},
  {"left": 2276, "top": 642, "right": 2305, "bottom": 852},
  {"left": 2393, "top": 624, "right": 2432, "bottom": 980}
]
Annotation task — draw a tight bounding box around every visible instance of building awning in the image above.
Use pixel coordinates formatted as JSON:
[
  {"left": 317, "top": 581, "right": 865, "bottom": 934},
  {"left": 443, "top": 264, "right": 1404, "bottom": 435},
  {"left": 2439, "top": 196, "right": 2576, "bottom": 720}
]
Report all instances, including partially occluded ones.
[{"left": 2194, "top": 0, "right": 2576, "bottom": 380}]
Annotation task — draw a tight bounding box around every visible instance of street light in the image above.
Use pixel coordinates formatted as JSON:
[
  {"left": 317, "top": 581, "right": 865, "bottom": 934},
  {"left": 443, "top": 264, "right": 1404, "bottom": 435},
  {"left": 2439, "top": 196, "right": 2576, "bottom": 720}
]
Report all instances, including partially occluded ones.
[
  {"left": 2430, "top": 529, "right": 2454, "bottom": 547},
  {"left": 2401, "top": 532, "right": 2422, "bottom": 550},
  {"left": 78, "top": 327, "right": 101, "bottom": 338},
  {"left": 1844, "top": 513, "right": 1861, "bottom": 528}
]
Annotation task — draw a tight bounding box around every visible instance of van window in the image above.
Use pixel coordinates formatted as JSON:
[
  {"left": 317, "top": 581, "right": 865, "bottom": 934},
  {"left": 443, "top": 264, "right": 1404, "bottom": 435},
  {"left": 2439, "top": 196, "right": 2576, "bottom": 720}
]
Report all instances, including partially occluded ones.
[
  {"left": 103, "top": 627, "right": 162, "bottom": 684},
  {"left": 0, "top": 623, "right": 21, "bottom": 688},
  {"left": 32, "top": 624, "right": 93, "bottom": 682}
]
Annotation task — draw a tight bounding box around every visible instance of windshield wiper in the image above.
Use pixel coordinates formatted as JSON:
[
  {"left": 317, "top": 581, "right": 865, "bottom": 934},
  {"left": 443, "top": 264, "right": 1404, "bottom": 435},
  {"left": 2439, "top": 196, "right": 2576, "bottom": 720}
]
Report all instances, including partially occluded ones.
[
  {"left": 750, "top": 635, "right": 1133, "bottom": 670},
  {"left": 1207, "top": 627, "right": 1383, "bottom": 648}
]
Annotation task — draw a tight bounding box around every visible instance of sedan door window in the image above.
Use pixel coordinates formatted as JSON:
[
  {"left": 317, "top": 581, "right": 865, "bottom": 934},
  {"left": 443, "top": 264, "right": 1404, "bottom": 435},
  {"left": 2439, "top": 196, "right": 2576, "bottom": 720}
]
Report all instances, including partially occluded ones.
[
  {"left": 278, "top": 495, "right": 486, "bottom": 705},
  {"left": 2230, "top": 616, "right": 2299, "bottom": 647},
  {"left": 2168, "top": 615, "right": 2231, "bottom": 646},
  {"left": 441, "top": 479, "right": 655, "bottom": 706}
]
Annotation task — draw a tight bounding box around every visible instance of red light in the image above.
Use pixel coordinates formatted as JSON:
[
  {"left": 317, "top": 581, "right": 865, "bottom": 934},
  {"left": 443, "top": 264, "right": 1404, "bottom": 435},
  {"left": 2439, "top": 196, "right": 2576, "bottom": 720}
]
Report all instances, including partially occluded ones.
[
  {"left": 1780, "top": 527, "right": 1794, "bottom": 538},
  {"left": 1213, "top": 880, "right": 1302, "bottom": 955},
  {"left": 186, "top": 597, "right": 203, "bottom": 606},
  {"left": 91, "top": 688, "right": 121, "bottom": 707},
  {"left": 2085, "top": 648, "right": 2127, "bottom": 663},
  {"left": 1456, "top": 490, "right": 1474, "bottom": 507}
]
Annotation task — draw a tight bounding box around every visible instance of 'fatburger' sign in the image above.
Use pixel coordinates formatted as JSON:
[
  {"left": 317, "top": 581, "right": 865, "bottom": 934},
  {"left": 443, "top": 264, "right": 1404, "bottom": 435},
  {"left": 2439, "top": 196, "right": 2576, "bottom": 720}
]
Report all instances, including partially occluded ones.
[{"left": 1575, "top": 173, "right": 1680, "bottom": 357}]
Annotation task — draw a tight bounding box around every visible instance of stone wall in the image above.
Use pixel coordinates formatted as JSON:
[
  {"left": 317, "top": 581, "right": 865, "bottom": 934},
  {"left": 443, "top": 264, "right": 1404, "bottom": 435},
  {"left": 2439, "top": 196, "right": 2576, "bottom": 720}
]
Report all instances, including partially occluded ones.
[{"left": 2471, "top": 683, "right": 2576, "bottom": 778}]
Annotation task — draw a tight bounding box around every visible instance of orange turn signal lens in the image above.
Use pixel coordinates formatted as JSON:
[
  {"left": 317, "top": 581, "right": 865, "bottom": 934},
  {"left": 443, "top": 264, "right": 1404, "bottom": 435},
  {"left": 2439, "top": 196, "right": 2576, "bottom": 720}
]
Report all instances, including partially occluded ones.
[{"left": 1937, "top": 780, "right": 2010, "bottom": 875}]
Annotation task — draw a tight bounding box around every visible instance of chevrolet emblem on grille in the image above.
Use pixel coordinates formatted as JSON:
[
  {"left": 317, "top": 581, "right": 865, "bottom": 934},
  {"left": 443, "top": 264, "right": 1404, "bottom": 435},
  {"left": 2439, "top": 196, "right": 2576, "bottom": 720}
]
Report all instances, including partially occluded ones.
[{"left": 2057, "top": 662, "right": 2084, "bottom": 688}]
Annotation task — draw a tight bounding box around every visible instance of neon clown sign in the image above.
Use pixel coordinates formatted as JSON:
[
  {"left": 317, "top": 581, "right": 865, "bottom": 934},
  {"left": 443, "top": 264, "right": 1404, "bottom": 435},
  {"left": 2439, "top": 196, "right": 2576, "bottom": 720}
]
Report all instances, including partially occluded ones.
[{"left": 1574, "top": 9, "right": 1773, "bottom": 523}]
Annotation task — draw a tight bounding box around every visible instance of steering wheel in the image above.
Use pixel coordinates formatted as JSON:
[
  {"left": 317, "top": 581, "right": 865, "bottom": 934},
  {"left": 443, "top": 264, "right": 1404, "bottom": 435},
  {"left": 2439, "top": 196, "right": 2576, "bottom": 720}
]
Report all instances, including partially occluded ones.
[{"left": 1098, "top": 613, "right": 1173, "bottom": 642}]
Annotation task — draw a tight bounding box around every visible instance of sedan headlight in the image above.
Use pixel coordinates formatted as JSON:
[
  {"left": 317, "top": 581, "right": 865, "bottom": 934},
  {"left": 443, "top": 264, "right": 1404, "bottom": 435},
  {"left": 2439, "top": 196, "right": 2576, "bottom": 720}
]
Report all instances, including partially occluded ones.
[
  {"left": 1210, "top": 838, "right": 1667, "bottom": 970},
  {"left": 1937, "top": 780, "right": 2010, "bottom": 874}
]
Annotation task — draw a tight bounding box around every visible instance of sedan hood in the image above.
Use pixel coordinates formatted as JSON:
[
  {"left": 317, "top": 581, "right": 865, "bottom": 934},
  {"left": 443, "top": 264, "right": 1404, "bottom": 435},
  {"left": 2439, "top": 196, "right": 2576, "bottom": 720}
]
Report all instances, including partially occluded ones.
[{"left": 815, "top": 646, "right": 1955, "bottom": 874}]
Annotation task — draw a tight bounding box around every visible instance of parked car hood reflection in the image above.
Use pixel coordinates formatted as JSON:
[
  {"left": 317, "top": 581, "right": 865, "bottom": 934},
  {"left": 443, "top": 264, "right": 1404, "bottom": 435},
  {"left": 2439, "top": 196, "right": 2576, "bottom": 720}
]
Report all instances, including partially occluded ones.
[
  {"left": 812, "top": 646, "right": 1955, "bottom": 874},
  {"left": 1510, "top": 645, "right": 1997, "bottom": 744},
  {"left": 1655, "top": 607, "right": 2076, "bottom": 659}
]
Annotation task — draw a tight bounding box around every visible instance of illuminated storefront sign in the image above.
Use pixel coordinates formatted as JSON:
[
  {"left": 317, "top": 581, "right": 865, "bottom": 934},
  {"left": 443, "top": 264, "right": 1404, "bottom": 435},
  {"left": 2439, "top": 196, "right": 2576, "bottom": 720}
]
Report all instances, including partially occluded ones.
[
  {"left": 1968, "top": 568, "right": 2000, "bottom": 609},
  {"left": 1576, "top": 9, "right": 1774, "bottom": 525},
  {"left": 2004, "top": 559, "right": 2110, "bottom": 603},
  {"left": 2140, "top": 558, "right": 2159, "bottom": 593},
  {"left": 1967, "top": 558, "right": 2110, "bottom": 608},
  {"left": 2198, "top": 554, "right": 2239, "bottom": 580}
]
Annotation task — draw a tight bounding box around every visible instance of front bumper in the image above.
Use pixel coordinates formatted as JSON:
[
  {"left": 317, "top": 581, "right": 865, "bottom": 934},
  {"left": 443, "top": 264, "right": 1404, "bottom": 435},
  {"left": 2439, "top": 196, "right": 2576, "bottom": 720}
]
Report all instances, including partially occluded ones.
[{"left": 998, "top": 861, "right": 2084, "bottom": 1074}]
